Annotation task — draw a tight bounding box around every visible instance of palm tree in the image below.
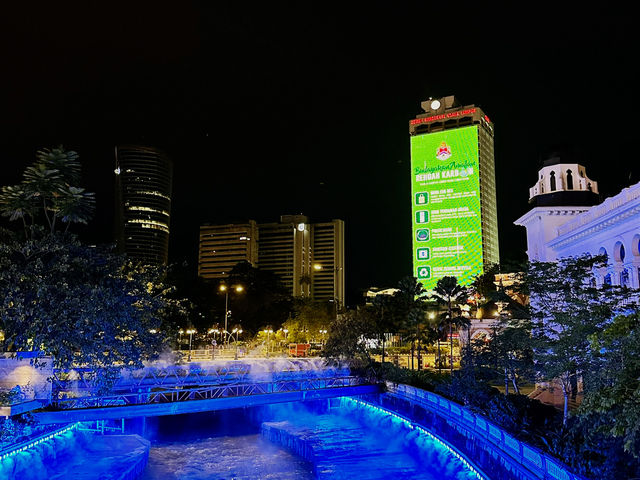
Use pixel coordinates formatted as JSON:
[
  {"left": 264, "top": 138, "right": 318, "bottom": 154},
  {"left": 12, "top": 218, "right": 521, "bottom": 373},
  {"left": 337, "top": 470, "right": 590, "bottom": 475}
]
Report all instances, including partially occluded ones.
[
  {"left": 393, "top": 276, "right": 428, "bottom": 369},
  {"left": 432, "top": 276, "right": 468, "bottom": 373}
]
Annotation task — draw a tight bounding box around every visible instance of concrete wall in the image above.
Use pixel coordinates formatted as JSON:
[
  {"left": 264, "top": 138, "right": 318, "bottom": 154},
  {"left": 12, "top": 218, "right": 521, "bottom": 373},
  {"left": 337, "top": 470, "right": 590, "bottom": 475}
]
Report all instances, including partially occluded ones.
[{"left": 0, "top": 353, "right": 52, "bottom": 402}]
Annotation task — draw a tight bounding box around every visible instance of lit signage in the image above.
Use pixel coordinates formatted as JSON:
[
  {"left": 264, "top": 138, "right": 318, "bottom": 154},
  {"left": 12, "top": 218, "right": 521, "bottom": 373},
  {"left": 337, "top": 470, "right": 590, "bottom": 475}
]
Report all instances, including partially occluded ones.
[
  {"left": 410, "top": 125, "right": 483, "bottom": 290},
  {"left": 409, "top": 108, "right": 477, "bottom": 126}
]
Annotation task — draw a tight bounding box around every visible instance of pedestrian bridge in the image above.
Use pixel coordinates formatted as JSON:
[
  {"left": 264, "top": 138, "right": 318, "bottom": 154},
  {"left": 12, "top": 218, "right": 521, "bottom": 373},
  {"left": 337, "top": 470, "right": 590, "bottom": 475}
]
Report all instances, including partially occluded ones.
[{"left": 31, "top": 359, "right": 380, "bottom": 424}]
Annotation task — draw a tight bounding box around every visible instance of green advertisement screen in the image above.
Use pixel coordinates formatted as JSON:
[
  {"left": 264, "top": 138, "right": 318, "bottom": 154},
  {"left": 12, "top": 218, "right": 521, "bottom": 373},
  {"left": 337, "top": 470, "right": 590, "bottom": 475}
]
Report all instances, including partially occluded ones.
[{"left": 410, "top": 125, "right": 483, "bottom": 290}]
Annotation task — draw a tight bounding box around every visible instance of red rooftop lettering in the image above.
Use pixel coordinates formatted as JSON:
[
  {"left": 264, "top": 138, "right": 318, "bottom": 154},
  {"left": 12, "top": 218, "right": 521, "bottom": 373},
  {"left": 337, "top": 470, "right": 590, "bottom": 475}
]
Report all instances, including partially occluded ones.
[{"left": 410, "top": 108, "right": 477, "bottom": 126}]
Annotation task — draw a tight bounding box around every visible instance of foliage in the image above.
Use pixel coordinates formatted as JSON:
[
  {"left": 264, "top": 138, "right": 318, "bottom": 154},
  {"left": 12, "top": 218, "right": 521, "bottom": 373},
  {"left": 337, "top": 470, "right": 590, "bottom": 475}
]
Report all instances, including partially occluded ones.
[
  {"left": 283, "top": 297, "right": 333, "bottom": 343},
  {"left": 322, "top": 309, "right": 375, "bottom": 367},
  {"left": 0, "top": 235, "right": 177, "bottom": 373},
  {"left": 524, "top": 254, "right": 627, "bottom": 423},
  {"left": 0, "top": 147, "right": 95, "bottom": 237},
  {"left": 0, "top": 147, "right": 186, "bottom": 390},
  {"left": 544, "top": 414, "right": 640, "bottom": 479},
  {"left": 433, "top": 367, "right": 499, "bottom": 409},
  {"left": 472, "top": 315, "right": 535, "bottom": 394},
  {"left": 225, "top": 261, "right": 292, "bottom": 334},
  {"left": 376, "top": 362, "right": 446, "bottom": 392},
  {"left": 431, "top": 276, "right": 469, "bottom": 372},
  {"left": 580, "top": 311, "right": 640, "bottom": 456}
]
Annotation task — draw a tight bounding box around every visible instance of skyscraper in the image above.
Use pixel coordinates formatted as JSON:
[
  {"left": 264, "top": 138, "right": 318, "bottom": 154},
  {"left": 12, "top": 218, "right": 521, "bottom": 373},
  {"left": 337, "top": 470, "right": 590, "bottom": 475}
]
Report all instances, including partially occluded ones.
[
  {"left": 197, "top": 215, "right": 345, "bottom": 306},
  {"left": 198, "top": 221, "right": 259, "bottom": 278},
  {"left": 114, "top": 145, "right": 173, "bottom": 266},
  {"left": 409, "top": 96, "right": 498, "bottom": 289}
]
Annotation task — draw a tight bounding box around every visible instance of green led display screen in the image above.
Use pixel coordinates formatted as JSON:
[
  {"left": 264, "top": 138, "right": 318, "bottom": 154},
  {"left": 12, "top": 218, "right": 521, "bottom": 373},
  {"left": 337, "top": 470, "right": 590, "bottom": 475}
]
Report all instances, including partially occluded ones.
[{"left": 410, "top": 125, "right": 483, "bottom": 290}]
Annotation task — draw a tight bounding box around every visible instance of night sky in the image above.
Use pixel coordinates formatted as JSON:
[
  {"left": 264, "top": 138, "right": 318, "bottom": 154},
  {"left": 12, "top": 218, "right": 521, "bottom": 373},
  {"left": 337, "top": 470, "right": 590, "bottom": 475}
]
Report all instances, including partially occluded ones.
[{"left": 1, "top": 4, "right": 636, "bottom": 304}]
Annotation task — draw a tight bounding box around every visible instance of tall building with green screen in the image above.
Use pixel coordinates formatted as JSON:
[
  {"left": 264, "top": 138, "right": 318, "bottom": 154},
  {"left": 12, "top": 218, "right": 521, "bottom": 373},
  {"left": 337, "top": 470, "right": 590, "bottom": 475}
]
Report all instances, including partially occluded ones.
[{"left": 409, "top": 96, "right": 498, "bottom": 290}]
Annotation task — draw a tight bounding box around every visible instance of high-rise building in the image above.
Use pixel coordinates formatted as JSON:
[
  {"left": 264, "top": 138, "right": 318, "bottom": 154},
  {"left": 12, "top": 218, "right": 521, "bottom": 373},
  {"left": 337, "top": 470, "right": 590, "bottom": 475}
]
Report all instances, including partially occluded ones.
[
  {"left": 114, "top": 145, "right": 173, "bottom": 266},
  {"left": 409, "top": 95, "right": 499, "bottom": 290},
  {"left": 197, "top": 215, "right": 345, "bottom": 306},
  {"left": 198, "top": 221, "right": 258, "bottom": 278},
  {"left": 258, "top": 215, "right": 310, "bottom": 297},
  {"left": 310, "top": 220, "right": 345, "bottom": 303}
]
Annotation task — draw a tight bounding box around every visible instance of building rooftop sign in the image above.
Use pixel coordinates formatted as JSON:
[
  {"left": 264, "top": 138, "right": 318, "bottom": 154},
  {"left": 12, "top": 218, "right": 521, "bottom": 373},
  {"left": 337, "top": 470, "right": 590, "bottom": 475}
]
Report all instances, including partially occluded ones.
[{"left": 410, "top": 108, "right": 477, "bottom": 126}]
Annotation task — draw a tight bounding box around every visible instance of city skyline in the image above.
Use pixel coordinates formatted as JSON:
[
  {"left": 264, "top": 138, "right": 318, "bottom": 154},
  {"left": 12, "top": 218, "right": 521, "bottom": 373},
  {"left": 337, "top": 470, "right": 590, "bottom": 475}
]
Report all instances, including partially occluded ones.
[{"left": 1, "top": 5, "right": 636, "bottom": 303}]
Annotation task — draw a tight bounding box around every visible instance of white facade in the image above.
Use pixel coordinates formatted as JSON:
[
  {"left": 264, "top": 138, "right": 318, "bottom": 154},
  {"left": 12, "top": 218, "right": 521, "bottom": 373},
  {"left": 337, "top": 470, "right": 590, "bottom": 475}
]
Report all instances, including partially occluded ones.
[
  {"left": 516, "top": 175, "right": 640, "bottom": 288},
  {"left": 528, "top": 162, "right": 598, "bottom": 199}
]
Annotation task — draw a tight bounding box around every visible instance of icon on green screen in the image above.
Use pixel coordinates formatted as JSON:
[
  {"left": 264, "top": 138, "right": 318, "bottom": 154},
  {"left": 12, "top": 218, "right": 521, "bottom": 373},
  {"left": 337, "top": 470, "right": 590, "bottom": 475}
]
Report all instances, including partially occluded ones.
[
  {"left": 415, "top": 192, "right": 429, "bottom": 205},
  {"left": 415, "top": 210, "right": 429, "bottom": 224},
  {"left": 417, "top": 266, "right": 431, "bottom": 279},
  {"left": 416, "top": 229, "right": 429, "bottom": 242},
  {"left": 417, "top": 248, "right": 430, "bottom": 260}
]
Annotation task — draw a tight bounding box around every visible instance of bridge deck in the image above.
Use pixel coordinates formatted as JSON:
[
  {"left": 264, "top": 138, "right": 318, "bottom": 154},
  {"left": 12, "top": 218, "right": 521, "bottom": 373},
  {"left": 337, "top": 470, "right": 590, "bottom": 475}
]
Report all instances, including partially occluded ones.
[{"left": 33, "top": 377, "right": 380, "bottom": 424}]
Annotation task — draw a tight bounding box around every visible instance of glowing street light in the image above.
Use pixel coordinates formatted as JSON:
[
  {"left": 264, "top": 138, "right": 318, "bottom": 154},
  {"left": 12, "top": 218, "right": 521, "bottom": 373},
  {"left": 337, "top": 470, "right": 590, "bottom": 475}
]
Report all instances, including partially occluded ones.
[
  {"left": 219, "top": 284, "right": 244, "bottom": 345},
  {"left": 263, "top": 327, "right": 274, "bottom": 357},
  {"left": 186, "top": 328, "right": 196, "bottom": 361},
  {"left": 230, "top": 326, "right": 243, "bottom": 360},
  {"left": 178, "top": 329, "right": 184, "bottom": 351}
]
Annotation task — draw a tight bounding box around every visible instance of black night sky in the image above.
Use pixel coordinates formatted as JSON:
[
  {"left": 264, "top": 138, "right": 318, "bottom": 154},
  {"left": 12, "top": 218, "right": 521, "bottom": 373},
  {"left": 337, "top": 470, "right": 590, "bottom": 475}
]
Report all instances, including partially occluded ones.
[{"left": 1, "top": 4, "right": 636, "bottom": 304}]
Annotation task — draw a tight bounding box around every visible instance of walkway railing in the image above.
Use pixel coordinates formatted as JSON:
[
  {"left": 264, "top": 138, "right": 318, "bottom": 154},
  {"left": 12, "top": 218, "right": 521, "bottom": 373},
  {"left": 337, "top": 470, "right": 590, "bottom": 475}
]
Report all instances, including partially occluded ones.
[
  {"left": 53, "top": 376, "right": 369, "bottom": 410},
  {"left": 385, "top": 382, "right": 588, "bottom": 480}
]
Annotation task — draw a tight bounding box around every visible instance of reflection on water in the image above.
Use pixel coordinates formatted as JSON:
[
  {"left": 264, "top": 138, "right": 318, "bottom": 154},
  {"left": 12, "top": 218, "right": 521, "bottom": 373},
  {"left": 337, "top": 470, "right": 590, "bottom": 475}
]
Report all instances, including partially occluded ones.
[{"left": 139, "top": 434, "right": 314, "bottom": 480}]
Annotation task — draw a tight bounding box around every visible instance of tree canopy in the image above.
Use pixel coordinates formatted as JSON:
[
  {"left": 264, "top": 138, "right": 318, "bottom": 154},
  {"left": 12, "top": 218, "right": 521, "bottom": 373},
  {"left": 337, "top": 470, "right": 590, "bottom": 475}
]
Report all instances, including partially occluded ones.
[{"left": 0, "top": 147, "right": 183, "bottom": 377}]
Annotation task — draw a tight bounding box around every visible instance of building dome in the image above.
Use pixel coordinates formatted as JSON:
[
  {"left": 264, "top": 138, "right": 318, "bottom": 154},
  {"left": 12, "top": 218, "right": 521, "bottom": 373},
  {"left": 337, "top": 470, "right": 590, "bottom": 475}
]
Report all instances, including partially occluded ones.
[{"left": 528, "top": 155, "right": 599, "bottom": 207}]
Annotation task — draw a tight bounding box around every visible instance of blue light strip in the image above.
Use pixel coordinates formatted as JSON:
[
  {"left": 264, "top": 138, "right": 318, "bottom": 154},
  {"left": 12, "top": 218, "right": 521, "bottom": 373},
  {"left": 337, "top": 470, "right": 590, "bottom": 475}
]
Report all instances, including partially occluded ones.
[
  {"left": 0, "top": 422, "right": 81, "bottom": 462},
  {"left": 344, "top": 398, "right": 489, "bottom": 480}
]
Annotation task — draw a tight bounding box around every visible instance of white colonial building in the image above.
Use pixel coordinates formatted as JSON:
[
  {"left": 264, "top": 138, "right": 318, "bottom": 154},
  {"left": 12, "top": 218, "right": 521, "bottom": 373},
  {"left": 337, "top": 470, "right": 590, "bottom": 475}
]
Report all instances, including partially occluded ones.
[{"left": 515, "top": 155, "right": 640, "bottom": 288}]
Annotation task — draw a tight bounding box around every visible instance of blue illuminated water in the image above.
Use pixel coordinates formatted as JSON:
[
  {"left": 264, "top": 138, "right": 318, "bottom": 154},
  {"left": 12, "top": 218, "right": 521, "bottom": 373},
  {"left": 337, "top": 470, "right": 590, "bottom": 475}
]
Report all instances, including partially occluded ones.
[
  {"left": 139, "top": 434, "right": 314, "bottom": 480},
  {"left": 1, "top": 397, "right": 484, "bottom": 479},
  {"left": 138, "top": 399, "right": 483, "bottom": 480}
]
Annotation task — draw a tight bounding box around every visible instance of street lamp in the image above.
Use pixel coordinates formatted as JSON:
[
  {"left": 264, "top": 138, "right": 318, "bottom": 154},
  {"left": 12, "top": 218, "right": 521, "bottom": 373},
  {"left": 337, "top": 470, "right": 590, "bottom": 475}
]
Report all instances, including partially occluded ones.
[
  {"left": 186, "top": 328, "right": 196, "bottom": 361},
  {"left": 263, "top": 327, "right": 273, "bottom": 357},
  {"left": 229, "top": 326, "right": 243, "bottom": 360},
  {"left": 319, "top": 329, "right": 328, "bottom": 346},
  {"left": 219, "top": 284, "right": 244, "bottom": 346},
  {"left": 178, "top": 329, "right": 184, "bottom": 351}
]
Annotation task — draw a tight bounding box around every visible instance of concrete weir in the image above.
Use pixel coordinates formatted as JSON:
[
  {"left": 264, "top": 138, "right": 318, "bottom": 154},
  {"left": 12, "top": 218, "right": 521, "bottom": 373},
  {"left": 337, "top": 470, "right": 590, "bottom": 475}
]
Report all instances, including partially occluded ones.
[{"left": 0, "top": 430, "right": 149, "bottom": 480}]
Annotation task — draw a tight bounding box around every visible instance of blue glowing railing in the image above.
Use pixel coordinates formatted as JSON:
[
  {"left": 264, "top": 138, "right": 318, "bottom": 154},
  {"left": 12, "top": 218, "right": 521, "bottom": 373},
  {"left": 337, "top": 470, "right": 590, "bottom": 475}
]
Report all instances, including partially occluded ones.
[
  {"left": 342, "top": 397, "right": 489, "bottom": 480},
  {"left": 385, "top": 382, "right": 589, "bottom": 480},
  {"left": 0, "top": 422, "right": 80, "bottom": 462}
]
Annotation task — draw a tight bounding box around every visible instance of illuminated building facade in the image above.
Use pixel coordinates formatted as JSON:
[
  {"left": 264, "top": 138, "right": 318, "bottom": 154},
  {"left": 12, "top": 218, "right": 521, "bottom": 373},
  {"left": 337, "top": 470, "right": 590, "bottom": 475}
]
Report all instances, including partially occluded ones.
[
  {"left": 114, "top": 145, "right": 172, "bottom": 265},
  {"left": 409, "top": 95, "right": 499, "bottom": 290},
  {"left": 516, "top": 157, "right": 640, "bottom": 288},
  {"left": 198, "top": 215, "right": 345, "bottom": 305}
]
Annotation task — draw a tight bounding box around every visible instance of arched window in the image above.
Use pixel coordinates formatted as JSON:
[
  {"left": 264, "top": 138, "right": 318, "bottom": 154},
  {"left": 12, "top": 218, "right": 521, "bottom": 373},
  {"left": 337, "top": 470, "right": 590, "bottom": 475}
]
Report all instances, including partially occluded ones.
[
  {"left": 550, "top": 171, "right": 557, "bottom": 191},
  {"left": 566, "top": 169, "right": 574, "bottom": 190},
  {"left": 604, "top": 273, "right": 612, "bottom": 285},
  {"left": 614, "top": 241, "right": 626, "bottom": 263},
  {"left": 632, "top": 234, "right": 640, "bottom": 257}
]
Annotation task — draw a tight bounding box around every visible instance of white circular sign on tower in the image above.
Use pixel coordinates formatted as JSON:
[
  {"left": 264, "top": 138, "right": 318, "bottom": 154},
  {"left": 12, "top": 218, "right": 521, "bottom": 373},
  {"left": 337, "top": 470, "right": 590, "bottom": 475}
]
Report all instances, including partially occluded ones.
[{"left": 430, "top": 99, "right": 441, "bottom": 110}]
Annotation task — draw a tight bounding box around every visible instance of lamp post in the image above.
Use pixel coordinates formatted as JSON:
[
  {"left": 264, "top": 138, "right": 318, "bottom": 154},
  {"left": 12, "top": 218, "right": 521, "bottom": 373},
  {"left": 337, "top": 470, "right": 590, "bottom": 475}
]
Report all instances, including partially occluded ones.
[
  {"left": 264, "top": 327, "right": 273, "bottom": 357},
  {"left": 178, "top": 329, "right": 184, "bottom": 351},
  {"left": 219, "top": 284, "right": 244, "bottom": 346},
  {"left": 319, "top": 329, "right": 328, "bottom": 347},
  {"left": 185, "top": 328, "right": 196, "bottom": 362},
  {"left": 229, "top": 326, "right": 243, "bottom": 360},
  {"left": 186, "top": 328, "right": 196, "bottom": 361}
]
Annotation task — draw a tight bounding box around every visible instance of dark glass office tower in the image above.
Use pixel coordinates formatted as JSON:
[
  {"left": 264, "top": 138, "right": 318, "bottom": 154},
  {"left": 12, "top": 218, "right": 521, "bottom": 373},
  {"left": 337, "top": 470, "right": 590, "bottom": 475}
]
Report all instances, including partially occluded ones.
[{"left": 115, "top": 145, "right": 172, "bottom": 265}]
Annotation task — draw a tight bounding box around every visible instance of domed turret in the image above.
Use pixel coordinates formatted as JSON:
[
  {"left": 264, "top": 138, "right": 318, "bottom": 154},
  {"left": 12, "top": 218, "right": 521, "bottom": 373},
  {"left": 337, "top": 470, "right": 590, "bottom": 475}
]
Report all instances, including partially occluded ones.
[{"left": 528, "top": 155, "right": 599, "bottom": 207}]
